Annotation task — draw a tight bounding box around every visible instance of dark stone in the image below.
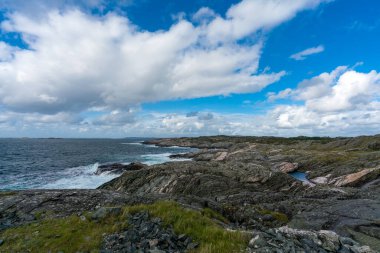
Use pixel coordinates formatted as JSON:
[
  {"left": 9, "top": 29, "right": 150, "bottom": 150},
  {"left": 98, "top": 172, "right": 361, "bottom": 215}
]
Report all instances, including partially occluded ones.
[
  {"left": 95, "top": 162, "right": 146, "bottom": 175},
  {"left": 101, "top": 211, "right": 193, "bottom": 253}
]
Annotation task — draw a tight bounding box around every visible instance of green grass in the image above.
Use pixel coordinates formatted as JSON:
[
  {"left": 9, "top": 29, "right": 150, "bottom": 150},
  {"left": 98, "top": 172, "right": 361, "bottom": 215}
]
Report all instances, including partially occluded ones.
[
  {"left": 0, "top": 212, "right": 127, "bottom": 253},
  {"left": 0, "top": 201, "right": 249, "bottom": 253},
  {"left": 126, "top": 201, "right": 249, "bottom": 253},
  {"left": 201, "top": 208, "right": 229, "bottom": 224}
]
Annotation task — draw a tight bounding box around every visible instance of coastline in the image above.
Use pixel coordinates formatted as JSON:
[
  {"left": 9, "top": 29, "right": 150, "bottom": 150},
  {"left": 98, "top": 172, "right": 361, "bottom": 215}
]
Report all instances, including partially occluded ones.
[{"left": 1, "top": 135, "right": 379, "bottom": 252}]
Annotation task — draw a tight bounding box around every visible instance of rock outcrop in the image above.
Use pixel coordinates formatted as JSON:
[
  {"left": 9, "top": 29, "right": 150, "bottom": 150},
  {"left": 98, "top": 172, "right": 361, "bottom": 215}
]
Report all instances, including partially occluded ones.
[
  {"left": 101, "top": 211, "right": 196, "bottom": 253},
  {"left": 95, "top": 162, "right": 146, "bottom": 175}
]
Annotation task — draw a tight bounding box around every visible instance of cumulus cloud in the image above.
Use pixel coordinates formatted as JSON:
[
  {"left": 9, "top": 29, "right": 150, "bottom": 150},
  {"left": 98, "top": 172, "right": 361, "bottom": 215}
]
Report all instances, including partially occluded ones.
[
  {"left": 0, "top": 0, "right": 338, "bottom": 137},
  {"left": 267, "top": 67, "right": 380, "bottom": 134},
  {"left": 290, "top": 45, "right": 325, "bottom": 60},
  {"left": 0, "top": 0, "right": 330, "bottom": 117}
]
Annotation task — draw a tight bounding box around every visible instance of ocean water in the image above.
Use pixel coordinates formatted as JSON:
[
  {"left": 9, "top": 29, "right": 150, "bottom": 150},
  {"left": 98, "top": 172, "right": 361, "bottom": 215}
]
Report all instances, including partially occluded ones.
[{"left": 0, "top": 138, "right": 192, "bottom": 190}]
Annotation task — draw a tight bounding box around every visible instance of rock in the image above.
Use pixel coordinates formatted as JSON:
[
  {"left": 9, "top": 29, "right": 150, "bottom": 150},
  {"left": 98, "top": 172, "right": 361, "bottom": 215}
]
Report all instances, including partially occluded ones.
[
  {"left": 247, "top": 226, "right": 375, "bottom": 253},
  {"left": 318, "top": 230, "right": 340, "bottom": 251},
  {"left": 0, "top": 189, "right": 138, "bottom": 231},
  {"left": 148, "top": 239, "right": 158, "bottom": 247},
  {"left": 310, "top": 174, "right": 331, "bottom": 184},
  {"left": 278, "top": 162, "right": 298, "bottom": 173},
  {"left": 338, "top": 246, "right": 352, "bottom": 253},
  {"left": 331, "top": 167, "right": 380, "bottom": 187},
  {"left": 350, "top": 245, "right": 376, "bottom": 253},
  {"left": 215, "top": 152, "right": 228, "bottom": 161},
  {"left": 186, "top": 242, "right": 199, "bottom": 250},
  {"left": 262, "top": 214, "right": 275, "bottom": 222},
  {"left": 248, "top": 234, "right": 267, "bottom": 249},
  {"left": 91, "top": 207, "right": 122, "bottom": 220},
  {"left": 149, "top": 250, "right": 165, "bottom": 253},
  {"left": 101, "top": 211, "right": 193, "bottom": 253},
  {"left": 340, "top": 236, "right": 358, "bottom": 246},
  {"left": 2, "top": 135, "right": 380, "bottom": 252},
  {"left": 0, "top": 239, "right": 4, "bottom": 246},
  {"left": 95, "top": 162, "right": 146, "bottom": 175}
]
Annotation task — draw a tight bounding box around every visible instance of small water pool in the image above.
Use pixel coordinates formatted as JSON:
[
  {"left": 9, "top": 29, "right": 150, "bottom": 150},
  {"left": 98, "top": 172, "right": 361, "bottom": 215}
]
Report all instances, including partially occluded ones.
[{"left": 289, "top": 171, "right": 314, "bottom": 185}]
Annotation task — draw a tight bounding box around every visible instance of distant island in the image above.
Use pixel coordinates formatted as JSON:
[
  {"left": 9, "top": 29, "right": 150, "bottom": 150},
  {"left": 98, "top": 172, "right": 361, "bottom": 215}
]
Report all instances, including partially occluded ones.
[{"left": 0, "top": 135, "right": 379, "bottom": 252}]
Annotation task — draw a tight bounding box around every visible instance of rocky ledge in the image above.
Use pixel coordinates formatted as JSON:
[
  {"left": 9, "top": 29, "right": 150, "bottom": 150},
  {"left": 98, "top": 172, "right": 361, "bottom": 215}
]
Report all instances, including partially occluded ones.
[
  {"left": 101, "top": 211, "right": 197, "bottom": 253},
  {"left": 1, "top": 135, "right": 380, "bottom": 252}
]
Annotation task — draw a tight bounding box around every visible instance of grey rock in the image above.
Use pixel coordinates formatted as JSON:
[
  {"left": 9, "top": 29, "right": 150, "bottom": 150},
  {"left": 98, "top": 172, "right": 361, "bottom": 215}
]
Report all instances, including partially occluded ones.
[{"left": 101, "top": 211, "right": 192, "bottom": 253}]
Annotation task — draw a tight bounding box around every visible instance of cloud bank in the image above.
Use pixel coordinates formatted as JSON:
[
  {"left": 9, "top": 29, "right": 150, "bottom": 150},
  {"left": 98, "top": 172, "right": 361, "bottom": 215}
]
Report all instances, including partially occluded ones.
[{"left": 4, "top": 0, "right": 369, "bottom": 137}]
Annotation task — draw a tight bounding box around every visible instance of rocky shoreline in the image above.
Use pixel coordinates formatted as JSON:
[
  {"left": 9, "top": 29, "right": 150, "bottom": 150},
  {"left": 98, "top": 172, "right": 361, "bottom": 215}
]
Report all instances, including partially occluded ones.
[{"left": 1, "top": 135, "right": 379, "bottom": 252}]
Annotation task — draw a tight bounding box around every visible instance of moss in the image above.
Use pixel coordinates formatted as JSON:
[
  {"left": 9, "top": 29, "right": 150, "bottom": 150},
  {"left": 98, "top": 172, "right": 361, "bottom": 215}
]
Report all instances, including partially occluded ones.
[
  {"left": 258, "top": 209, "right": 289, "bottom": 223},
  {"left": 126, "top": 201, "right": 249, "bottom": 253},
  {"left": 0, "top": 201, "right": 249, "bottom": 253}
]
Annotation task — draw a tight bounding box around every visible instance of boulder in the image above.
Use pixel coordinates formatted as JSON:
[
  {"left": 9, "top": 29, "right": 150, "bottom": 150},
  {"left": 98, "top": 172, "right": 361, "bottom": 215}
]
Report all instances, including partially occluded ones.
[
  {"left": 310, "top": 174, "right": 331, "bottom": 184},
  {"left": 95, "top": 162, "right": 146, "bottom": 175},
  {"left": 331, "top": 167, "right": 380, "bottom": 187},
  {"left": 278, "top": 162, "right": 299, "bottom": 173}
]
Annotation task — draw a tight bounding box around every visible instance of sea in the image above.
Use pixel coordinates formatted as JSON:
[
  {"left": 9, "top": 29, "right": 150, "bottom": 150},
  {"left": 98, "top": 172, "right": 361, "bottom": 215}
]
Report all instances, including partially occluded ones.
[{"left": 0, "top": 138, "right": 193, "bottom": 191}]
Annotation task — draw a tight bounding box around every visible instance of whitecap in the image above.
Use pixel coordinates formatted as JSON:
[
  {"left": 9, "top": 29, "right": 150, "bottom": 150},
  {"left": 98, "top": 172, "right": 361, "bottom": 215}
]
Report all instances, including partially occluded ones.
[
  {"left": 121, "top": 142, "right": 143, "bottom": 145},
  {"left": 41, "top": 163, "right": 120, "bottom": 189},
  {"left": 140, "top": 152, "right": 191, "bottom": 165}
]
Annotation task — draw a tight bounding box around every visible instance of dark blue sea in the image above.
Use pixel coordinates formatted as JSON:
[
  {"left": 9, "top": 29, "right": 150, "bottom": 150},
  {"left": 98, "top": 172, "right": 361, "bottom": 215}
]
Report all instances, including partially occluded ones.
[{"left": 0, "top": 138, "right": 192, "bottom": 190}]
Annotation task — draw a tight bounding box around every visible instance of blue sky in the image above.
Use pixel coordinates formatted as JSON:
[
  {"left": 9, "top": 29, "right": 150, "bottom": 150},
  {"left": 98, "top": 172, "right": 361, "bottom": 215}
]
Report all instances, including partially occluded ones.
[{"left": 0, "top": 0, "right": 379, "bottom": 137}]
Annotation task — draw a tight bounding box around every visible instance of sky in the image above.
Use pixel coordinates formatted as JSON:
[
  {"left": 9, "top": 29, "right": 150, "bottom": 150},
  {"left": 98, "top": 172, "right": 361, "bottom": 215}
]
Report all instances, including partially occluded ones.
[{"left": 0, "top": 0, "right": 379, "bottom": 138}]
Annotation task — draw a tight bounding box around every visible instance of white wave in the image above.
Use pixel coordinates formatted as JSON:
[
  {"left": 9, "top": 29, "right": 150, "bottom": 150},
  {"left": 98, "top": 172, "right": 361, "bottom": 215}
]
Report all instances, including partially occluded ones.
[
  {"left": 41, "top": 163, "right": 119, "bottom": 189},
  {"left": 140, "top": 152, "right": 192, "bottom": 165},
  {"left": 41, "top": 151, "right": 192, "bottom": 189},
  {"left": 144, "top": 144, "right": 158, "bottom": 148},
  {"left": 121, "top": 142, "right": 142, "bottom": 145},
  {"left": 140, "top": 153, "right": 172, "bottom": 165}
]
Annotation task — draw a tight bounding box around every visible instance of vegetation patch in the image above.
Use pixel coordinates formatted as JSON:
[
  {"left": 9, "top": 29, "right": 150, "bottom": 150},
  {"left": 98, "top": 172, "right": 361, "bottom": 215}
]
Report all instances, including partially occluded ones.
[
  {"left": 201, "top": 208, "right": 229, "bottom": 224},
  {"left": 0, "top": 201, "right": 249, "bottom": 253},
  {"left": 258, "top": 209, "right": 289, "bottom": 224},
  {"left": 126, "top": 201, "right": 249, "bottom": 253},
  {"left": 0, "top": 211, "right": 127, "bottom": 252},
  {"left": 0, "top": 191, "right": 16, "bottom": 198}
]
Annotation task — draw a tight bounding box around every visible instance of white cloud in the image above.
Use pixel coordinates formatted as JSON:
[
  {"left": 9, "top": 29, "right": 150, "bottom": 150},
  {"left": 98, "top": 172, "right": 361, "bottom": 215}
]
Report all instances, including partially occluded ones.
[
  {"left": 267, "top": 88, "right": 292, "bottom": 101},
  {"left": 0, "top": 0, "right": 331, "bottom": 117},
  {"left": 306, "top": 70, "right": 380, "bottom": 112},
  {"left": 0, "top": 41, "right": 19, "bottom": 61},
  {"left": 266, "top": 67, "right": 380, "bottom": 134},
  {"left": 0, "top": 4, "right": 301, "bottom": 115},
  {"left": 206, "top": 0, "right": 328, "bottom": 44},
  {"left": 0, "top": 0, "right": 343, "bottom": 137},
  {"left": 290, "top": 45, "right": 325, "bottom": 60}
]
